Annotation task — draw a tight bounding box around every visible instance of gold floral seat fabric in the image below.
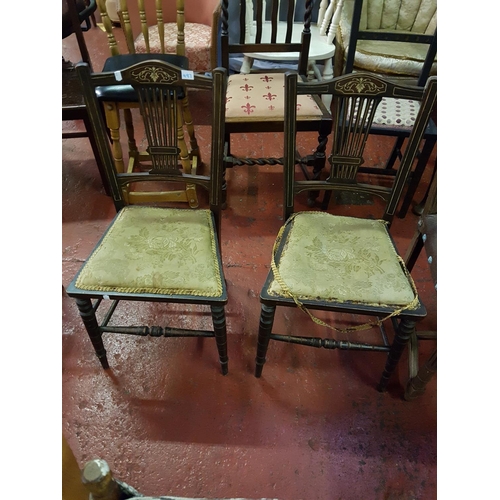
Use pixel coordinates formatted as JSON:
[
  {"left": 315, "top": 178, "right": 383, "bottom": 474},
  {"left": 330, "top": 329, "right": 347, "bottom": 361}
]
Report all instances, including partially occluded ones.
[
  {"left": 268, "top": 212, "right": 416, "bottom": 307},
  {"left": 75, "top": 206, "right": 224, "bottom": 297},
  {"left": 135, "top": 23, "right": 213, "bottom": 72},
  {"left": 225, "top": 73, "right": 324, "bottom": 122}
]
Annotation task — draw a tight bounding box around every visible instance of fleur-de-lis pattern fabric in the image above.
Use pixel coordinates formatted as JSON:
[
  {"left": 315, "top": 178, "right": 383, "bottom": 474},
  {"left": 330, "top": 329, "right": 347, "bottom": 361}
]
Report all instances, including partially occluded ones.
[
  {"left": 135, "top": 23, "right": 212, "bottom": 72},
  {"left": 268, "top": 212, "right": 416, "bottom": 306},
  {"left": 225, "top": 73, "right": 323, "bottom": 122},
  {"left": 75, "top": 206, "right": 223, "bottom": 297}
]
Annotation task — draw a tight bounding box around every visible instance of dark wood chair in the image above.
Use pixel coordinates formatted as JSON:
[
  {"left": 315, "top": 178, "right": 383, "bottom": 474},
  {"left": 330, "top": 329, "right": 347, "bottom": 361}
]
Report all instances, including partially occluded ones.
[
  {"left": 403, "top": 169, "right": 437, "bottom": 400},
  {"left": 65, "top": 61, "right": 229, "bottom": 375},
  {"left": 62, "top": 0, "right": 111, "bottom": 195},
  {"left": 255, "top": 71, "right": 437, "bottom": 393},
  {"left": 332, "top": 0, "right": 437, "bottom": 218},
  {"left": 219, "top": 0, "right": 332, "bottom": 207}
]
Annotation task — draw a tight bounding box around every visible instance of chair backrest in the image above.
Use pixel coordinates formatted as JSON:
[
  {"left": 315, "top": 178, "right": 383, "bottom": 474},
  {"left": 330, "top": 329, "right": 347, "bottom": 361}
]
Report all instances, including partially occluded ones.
[
  {"left": 282, "top": 71, "right": 437, "bottom": 222},
  {"left": 220, "top": 0, "right": 313, "bottom": 76},
  {"left": 342, "top": 0, "right": 437, "bottom": 81},
  {"left": 76, "top": 60, "right": 227, "bottom": 235},
  {"left": 97, "top": 0, "right": 189, "bottom": 56}
]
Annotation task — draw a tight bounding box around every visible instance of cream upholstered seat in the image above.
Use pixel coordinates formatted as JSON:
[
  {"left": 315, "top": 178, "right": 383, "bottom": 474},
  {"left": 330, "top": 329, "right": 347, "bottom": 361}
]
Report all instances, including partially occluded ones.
[
  {"left": 254, "top": 71, "right": 437, "bottom": 395},
  {"left": 225, "top": 73, "right": 322, "bottom": 122}
]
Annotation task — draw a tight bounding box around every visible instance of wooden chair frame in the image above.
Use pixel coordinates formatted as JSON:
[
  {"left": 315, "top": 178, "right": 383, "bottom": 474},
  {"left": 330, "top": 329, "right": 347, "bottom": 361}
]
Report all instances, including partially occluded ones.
[
  {"left": 219, "top": 0, "right": 332, "bottom": 207},
  {"left": 66, "top": 61, "right": 229, "bottom": 375},
  {"left": 255, "top": 71, "right": 437, "bottom": 393}
]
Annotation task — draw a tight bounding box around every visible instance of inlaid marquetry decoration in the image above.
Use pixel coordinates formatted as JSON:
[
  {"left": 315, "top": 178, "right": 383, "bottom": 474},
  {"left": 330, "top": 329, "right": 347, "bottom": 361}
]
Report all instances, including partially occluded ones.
[
  {"left": 335, "top": 76, "right": 387, "bottom": 95},
  {"left": 130, "top": 65, "right": 179, "bottom": 84}
]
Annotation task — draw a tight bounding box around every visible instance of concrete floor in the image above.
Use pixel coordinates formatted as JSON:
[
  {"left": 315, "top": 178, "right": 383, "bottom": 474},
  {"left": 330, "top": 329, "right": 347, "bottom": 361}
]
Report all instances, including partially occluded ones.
[{"left": 62, "top": 21, "right": 437, "bottom": 500}]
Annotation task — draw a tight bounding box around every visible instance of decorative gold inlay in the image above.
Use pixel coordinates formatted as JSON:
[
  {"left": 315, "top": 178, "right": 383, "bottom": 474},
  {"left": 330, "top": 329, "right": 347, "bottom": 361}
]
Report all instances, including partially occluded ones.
[
  {"left": 336, "top": 77, "right": 387, "bottom": 95},
  {"left": 131, "top": 66, "right": 178, "bottom": 84}
]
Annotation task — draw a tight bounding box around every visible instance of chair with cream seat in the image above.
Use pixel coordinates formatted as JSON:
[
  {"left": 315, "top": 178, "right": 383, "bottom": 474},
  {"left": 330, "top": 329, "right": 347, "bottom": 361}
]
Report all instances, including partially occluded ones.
[
  {"left": 254, "top": 71, "right": 437, "bottom": 393},
  {"left": 66, "top": 60, "right": 229, "bottom": 375},
  {"left": 220, "top": 0, "right": 332, "bottom": 207},
  {"left": 330, "top": 0, "right": 437, "bottom": 217}
]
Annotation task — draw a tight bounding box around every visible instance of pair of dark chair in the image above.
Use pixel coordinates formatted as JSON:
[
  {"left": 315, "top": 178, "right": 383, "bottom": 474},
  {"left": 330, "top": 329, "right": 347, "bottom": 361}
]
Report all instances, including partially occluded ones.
[{"left": 66, "top": 58, "right": 436, "bottom": 394}]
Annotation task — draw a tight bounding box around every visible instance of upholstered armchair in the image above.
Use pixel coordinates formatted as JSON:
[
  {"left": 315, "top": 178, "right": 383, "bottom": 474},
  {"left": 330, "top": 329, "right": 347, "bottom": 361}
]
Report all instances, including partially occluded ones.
[{"left": 335, "top": 0, "right": 437, "bottom": 80}]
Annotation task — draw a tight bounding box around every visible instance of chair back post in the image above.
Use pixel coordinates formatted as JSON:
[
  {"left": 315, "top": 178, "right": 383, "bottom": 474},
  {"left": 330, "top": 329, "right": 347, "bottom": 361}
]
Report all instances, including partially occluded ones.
[
  {"left": 76, "top": 63, "right": 124, "bottom": 208},
  {"left": 66, "top": 0, "right": 92, "bottom": 67},
  {"left": 220, "top": 0, "right": 230, "bottom": 68},
  {"left": 283, "top": 71, "right": 299, "bottom": 221},
  {"left": 209, "top": 67, "right": 228, "bottom": 246},
  {"left": 343, "top": 0, "right": 362, "bottom": 74},
  {"left": 385, "top": 77, "right": 437, "bottom": 221},
  {"left": 417, "top": 29, "right": 437, "bottom": 87}
]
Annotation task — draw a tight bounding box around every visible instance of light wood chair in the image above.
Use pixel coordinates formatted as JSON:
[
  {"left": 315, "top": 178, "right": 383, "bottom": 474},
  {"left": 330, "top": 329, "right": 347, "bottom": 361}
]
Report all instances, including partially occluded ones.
[{"left": 95, "top": 0, "right": 219, "bottom": 206}]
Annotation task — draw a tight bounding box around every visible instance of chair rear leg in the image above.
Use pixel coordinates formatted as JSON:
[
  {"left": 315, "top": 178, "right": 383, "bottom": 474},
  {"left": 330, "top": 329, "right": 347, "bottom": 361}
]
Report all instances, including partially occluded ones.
[
  {"left": 255, "top": 304, "right": 276, "bottom": 377},
  {"left": 404, "top": 349, "right": 437, "bottom": 401},
  {"left": 211, "top": 305, "right": 229, "bottom": 375},
  {"left": 75, "top": 297, "right": 109, "bottom": 369},
  {"left": 377, "top": 316, "right": 415, "bottom": 392}
]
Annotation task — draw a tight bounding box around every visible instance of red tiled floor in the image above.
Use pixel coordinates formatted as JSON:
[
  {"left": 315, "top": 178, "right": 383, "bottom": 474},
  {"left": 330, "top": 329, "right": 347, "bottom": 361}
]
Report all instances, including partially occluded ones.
[{"left": 63, "top": 23, "right": 437, "bottom": 500}]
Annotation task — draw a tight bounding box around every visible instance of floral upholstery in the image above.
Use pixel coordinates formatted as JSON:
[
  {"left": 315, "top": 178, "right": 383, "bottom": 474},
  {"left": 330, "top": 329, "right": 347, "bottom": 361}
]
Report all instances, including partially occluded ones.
[
  {"left": 338, "top": 0, "right": 437, "bottom": 77},
  {"left": 134, "top": 23, "right": 212, "bottom": 72},
  {"left": 268, "top": 212, "right": 416, "bottom": 307},
  {"left": 225, "top": 73, "right": 324, "bottom": 122},
  {"left": 75, "top": 206, "right": 223, "bottom": 297}
]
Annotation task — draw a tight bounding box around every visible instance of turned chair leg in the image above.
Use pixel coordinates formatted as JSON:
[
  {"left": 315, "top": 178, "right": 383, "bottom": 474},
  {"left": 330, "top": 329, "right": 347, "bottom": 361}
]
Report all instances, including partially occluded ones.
[
  {"left": 377, "top": 316, "right": 415, "bottom": 392},
  {"left": 211, "top": 305, "right": 229, "bottom": 375},
  {"left": 255, "top": 304, "right": 276, "bottom": 377},
  {"left": 75, "top": 297, "right": 109, "bottom": 369}
]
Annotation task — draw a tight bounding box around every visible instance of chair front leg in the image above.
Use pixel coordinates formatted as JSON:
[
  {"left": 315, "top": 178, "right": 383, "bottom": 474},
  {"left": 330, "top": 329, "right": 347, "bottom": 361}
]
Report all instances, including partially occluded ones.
[
  {"left": 255, "top": 304, "right": 276, "bottom": 377},
  {"left": 211, "top": 305, "right": 229, "bottom": 375},
  {"left": 75, "top": 297, "right": 109, "bottom": 369},
  {"left": 377, "top": 316, "right": 415, "bottom": 392}
]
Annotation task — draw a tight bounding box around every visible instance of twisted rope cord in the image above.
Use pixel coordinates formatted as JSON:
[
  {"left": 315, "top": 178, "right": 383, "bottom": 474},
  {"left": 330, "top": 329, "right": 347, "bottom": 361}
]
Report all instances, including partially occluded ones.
[{"left": 270, "top": 213, "right": 420, "bottom": 333}]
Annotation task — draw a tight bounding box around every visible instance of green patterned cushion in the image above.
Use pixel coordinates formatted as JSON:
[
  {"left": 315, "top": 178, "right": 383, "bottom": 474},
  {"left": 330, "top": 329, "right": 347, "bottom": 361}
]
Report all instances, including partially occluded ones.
[
  {"left": 268, "top": 212, "right": 415, "bottom": 306},
  {"left": 75, "top": 206, "right": 223, "bottom": 297}
]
